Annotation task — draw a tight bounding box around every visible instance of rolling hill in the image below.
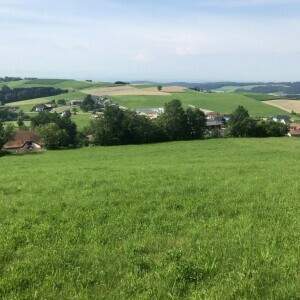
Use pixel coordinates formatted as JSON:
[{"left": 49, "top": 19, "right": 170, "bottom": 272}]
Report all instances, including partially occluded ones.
[{"left": 112, "top": 91, "right": 286, "bottom": 117}]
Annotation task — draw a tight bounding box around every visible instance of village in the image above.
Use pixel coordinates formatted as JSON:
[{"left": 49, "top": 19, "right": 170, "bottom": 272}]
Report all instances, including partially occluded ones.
[{"left": 1, "top": 93, "right": 300, "bottom": 153}]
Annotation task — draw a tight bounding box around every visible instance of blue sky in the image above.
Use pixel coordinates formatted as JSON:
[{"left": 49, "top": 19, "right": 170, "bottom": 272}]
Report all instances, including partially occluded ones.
[{"left": 0, "top": 0, "right": 300, "bottom": 82}]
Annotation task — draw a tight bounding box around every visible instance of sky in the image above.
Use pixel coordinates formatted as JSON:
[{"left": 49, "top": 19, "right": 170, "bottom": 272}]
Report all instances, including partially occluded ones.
[{"left": 0, "top": 0, "right": 300, "bottom": 82}]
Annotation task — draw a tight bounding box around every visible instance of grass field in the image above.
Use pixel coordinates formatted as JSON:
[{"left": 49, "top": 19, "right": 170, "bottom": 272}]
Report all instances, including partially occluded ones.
[
  {"left": 0, "top": 138, "right": 300, "bottom": 299},
  {"left": 6, "top": 92, "right": 86, "bottom": 112},
  {"left": 113, "top": 91, "right": 286, "bottom": 116},
  {"left": 0, "top": 79, "right": 107, "bottom": 91}
]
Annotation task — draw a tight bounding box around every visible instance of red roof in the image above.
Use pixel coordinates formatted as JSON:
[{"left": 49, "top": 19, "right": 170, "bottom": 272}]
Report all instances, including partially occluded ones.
[{"left": 3, "top": 130, "right": 42, "bottom": 149}]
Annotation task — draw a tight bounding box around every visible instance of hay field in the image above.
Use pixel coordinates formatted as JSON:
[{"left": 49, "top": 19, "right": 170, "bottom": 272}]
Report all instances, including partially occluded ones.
[
  {"left": 82, "top": 85, "right": 174, "bottom": 96},
  {"left": 143, "top": 86, "right": 187, "bottom": 93},
  {"left": 265, "top": 99, "right": 300, "bottom": 113}
]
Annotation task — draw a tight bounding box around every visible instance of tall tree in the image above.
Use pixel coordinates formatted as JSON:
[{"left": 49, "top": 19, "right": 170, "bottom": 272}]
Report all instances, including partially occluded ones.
[
  {"left": 186, "top": 107, "right": 206, "bottom": 139},
  {"left": 160, "top": 99, "right": 188, "bottom": 140},
  {"left": 228, "top": 106, "right": 255, "bottom": 137}
]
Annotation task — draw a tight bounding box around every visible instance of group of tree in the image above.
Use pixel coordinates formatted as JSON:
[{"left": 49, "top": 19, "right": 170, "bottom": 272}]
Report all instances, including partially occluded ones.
[
  {"left": 80, "top": 94, "right": 112, "bottom": 112},
  {"left": 227, "top": 106, "right": 288, "bottom": 137},
  {"left": 89, "top": 100, "right": 207, "bottom": 146},
  {"left": 31, "top": 112, "right": 79, "bottom": 149},
  {"left": 0, "top": 86, "right": 67, "bottom": 104},
  {"left": 0, "top": 77, "right": 22, "bottom": 82}
]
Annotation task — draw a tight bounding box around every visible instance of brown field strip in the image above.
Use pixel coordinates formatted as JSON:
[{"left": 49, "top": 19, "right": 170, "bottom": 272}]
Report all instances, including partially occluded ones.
[
  {"left": 265, "top": 99, "right": 300, "bottom": 113},
  {"left": 82, "top": 85, "right": 171, "bottom": 96}
]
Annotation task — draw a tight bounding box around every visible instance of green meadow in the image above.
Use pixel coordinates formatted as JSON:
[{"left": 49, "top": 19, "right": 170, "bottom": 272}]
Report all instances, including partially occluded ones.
[
  {"left": 113, "top": 91, "right": 286, "bottom": 116},
  {"left": 0, "top": 138, "right": 299, "bottom": 299},
  {"left": 6, "top": 92, "right": 86, "bottom": 112},
  {"left": 0, "top": 79, "right": 108, "bottom": 91}
]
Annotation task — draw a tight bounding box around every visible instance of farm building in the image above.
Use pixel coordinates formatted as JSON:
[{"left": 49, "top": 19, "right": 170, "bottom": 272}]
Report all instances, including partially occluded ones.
[
  {"left": 3, "top": 130, "right": 43, "bottom": 153},
  {"left": 288, "top": 123, "right": 300, "bottom": 137},
  {"left": 271, "top": 115, "right": 291, "bottom": 124},
  {"left": 136, "top": 108, "right": 164, "bottom": 119},
  {"left": 34, "top": 103, "right": 54, "bottom": 113},
  {"left": 70, "top": 100, "right": 83, "bottom": 106}
]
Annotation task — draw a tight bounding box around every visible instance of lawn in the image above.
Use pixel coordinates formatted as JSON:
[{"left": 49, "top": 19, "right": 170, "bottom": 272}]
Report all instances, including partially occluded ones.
[
  {"left": 113, "top": 91, "right": 286, "bottom": 117},
  {"left": 0, "top": 138, "right": 300, "bottom": 299}
]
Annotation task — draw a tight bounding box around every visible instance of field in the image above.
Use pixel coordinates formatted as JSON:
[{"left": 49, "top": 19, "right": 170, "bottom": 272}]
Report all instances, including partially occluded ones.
[
  {"left": 0, "top": 138, "right": 300, "bottom": 299},
  {"left": 265, "top": 99, "right": 300, "bottom": 113},
  {"left": 6, "top": 92, "right": 86, "bottom": 112},
  {"left": 83, "top": 85, "right": 172, "bottom": 96},
  {"left": 112, "top": 91, "right": 286, "bottom": 116},
  {"left": 0, "top": 79, "right": 107, "bottom": 91}
]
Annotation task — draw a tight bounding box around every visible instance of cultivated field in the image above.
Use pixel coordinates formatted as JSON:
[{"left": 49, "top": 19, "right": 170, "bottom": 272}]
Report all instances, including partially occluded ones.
[
  {"left": 0, "top": 138, "right": 300, "bottom": 299},
  {"left": 83, "top": 85, "right": 175, "bottom": 96},
  {"left": 265, "top": 99, "right": 300, "bottom": 113}
]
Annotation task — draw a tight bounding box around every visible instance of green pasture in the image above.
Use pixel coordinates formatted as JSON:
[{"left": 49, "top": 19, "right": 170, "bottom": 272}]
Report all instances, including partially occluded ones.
[{"left": 0, "top": 138, "right": 300, "bottom": 299}]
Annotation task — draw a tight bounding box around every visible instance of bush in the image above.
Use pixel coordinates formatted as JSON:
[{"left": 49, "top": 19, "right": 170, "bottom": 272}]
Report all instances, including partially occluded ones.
[{"left": 228, "top": 106, "right": 289, "bottom": 137}]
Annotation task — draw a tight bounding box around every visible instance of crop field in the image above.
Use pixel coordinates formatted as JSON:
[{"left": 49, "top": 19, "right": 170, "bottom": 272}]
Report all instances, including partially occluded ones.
[
  {"left": 265, "top": 99, "right": 300, "bottom": 113},
  {"left": 0, "top": 138, "right": 300, "bottom": 299},
  {"left": 113, "top": 91, "right": 286, "bottom": 116},
  {"left": 83, "top": 85, "right": 173, "bottom": 96}
]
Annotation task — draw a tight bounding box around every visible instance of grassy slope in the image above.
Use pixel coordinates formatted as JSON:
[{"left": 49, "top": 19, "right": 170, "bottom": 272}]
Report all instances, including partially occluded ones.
[
  {"left": 113, "top": 91, "right": 286, "bottom": 117},
  {"left": 6, "top": 92, "right": 86, "bottom": 112},
  {"left": 0, "top": 79, "right": 107, "bottom": 90},
  {"left": 0, "top": 138, "right": 300, "bottom": 299}
]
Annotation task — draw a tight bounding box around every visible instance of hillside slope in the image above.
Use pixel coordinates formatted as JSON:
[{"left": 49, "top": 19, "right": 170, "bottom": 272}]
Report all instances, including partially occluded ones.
[{"left": 0, "top": 138, "right": 300, "bottom": 299}]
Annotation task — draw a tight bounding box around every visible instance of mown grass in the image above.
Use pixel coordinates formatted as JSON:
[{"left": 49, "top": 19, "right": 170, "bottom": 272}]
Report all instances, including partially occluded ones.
[
  {"left": 0, "top": 138, "right": 300, "bottom": 299},
  {"left": 113, "top": 91, "right": 286, "bottom": 117}
]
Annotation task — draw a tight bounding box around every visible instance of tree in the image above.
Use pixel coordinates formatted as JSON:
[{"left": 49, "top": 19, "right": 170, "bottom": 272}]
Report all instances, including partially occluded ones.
[
  {"left": 159, "top": 99, "right": 188, "bottom": 140},
  {"left": 92, "top": 105, "right": 125, "bottom": 145},
  {"left": 38, "top": 123, "right": 68, "bottom": 149},
  {"left": 186, "top": 107, "right": 206, "bottom": 139},
  {"left": 0, "top": 122, "right": 7, "bottom": 150},
  {"left": 157, "top": 85, "right": 163, "bottom": 91},
  {"left": 80, "top": 95, "right": 95, "bottom": 112},
  {"left": 264, "top": 121, "right": 288, "bottom": 137},
  {"left": 0, "top": 122, "right": 14, "bottom": 150},
  {"left": 57, "top": 99, "right": 66, "bottom": 106},
  {"left": 227, "top": 106, "right": 256, "bottom": 137},
  {"left": 31, "top": 112, "right": 78, "bottom": 148},
  {"left": 90, "top": 105, "right": 167, "bottom": 146}
]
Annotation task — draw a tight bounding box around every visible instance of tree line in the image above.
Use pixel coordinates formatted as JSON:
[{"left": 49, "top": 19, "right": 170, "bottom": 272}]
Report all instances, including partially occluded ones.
[
  {"left": 0, "top": 86, "right": 67, "bottom": 104},
  {"left": 0, "top": 100, "right": 289, "bottom": 152}
]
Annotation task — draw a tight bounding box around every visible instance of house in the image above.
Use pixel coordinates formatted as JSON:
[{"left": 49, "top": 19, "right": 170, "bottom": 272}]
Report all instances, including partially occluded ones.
[
  {"left": 70, "top": 100, "right": 83, "bottom": 106},
  {"left": 61, "top": 110, "right": 71, "bottom": 118},
  {"left": 136, "top": 108, "right": 164, "bottom": 119},
  {"left": 288, "top": 123, "right": 300, "bottom": 137},
  {"left": 2, "top": 130, "right": 43, "bottom": 153},
  {"left": 34, "top": 103, "right": 53, "bottom": 113},
  {"left": 271, "top": 115, "right": 291, "bottom": 124}
]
